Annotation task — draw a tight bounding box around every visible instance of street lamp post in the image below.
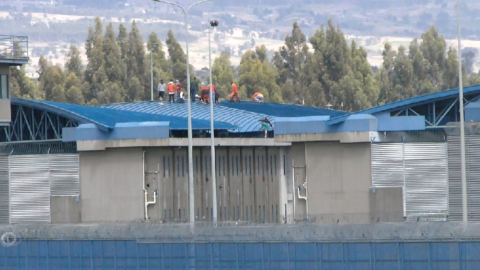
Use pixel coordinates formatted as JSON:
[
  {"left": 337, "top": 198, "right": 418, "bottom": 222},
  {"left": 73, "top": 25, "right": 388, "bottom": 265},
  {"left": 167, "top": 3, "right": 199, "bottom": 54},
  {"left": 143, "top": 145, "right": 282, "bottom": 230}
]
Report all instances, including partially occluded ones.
[
  {"left": 150, "top": 0, "right": 213, "bottom": 230},
  {"left": 457, "top": 0, "right": 468, "bottom": 226},
  {"left": 150, "top": 43, "right": 158, "bottom": 101},
  {"left": 208, "top": 20, "right": 218, "bottom": 224}
]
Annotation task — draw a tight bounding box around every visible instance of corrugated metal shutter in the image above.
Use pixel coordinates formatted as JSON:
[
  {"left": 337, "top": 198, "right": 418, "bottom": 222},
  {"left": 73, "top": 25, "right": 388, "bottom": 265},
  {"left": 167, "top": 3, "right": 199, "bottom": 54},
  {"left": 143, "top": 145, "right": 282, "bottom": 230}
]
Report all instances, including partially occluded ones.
[
  {"left": 448, "top": 135, "right": 480, "bottom": 221},
  {"left": 372, "top": 143, "right": 448, "bottom": 221},
  {"left": 0, "top": 155, "right": 9, "bottom": 224},
  {"left": 404, "top": 143, "right": 448, "bottom": 220},
  {"left": 10, "top": 155, "right": 50, "bottom": 224},
  {"left": 371, "top": 144, "right": 404, "bottom": 187},
  {"left": 50, "top": 154, "right": 79, "bottom": 196}
]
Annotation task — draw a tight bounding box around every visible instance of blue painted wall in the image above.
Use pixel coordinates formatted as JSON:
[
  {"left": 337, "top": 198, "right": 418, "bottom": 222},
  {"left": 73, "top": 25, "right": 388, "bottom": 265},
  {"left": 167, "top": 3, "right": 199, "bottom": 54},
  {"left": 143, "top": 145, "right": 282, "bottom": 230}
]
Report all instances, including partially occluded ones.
[{"left": 0, "top": 240, "right": 479, "bottom": 269}]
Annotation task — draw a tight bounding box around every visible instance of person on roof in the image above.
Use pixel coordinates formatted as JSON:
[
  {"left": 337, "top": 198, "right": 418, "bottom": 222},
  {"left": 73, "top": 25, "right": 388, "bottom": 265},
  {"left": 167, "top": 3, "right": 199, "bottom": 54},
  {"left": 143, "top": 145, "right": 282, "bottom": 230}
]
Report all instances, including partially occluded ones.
[
  {"left": 253, "top": 92, "right": 264, "bottom": 103},
  {"left": 229, "top": 82, "right": 240, "bottom": 103},
  {"left": 259, "top": 118, "right": 273, "bottom": 138},
  {"left": 167, "top": 79, "right": 175, "bottom": 103},
  {"left": 207, "top": 83, "right": 216, "bottom": 104},
  {"left": 190, "top": 77, "right": 200, "bottom": 102},
  {"left": 200, "top": 85, "right": 210, "bottom": 103},
  {"left": 176, "top": 81, "right": 182, "bottom": 100},
  {"left": 157, "top": 79, "right": 165, "bottom": 103},
  {"left": 176, "top": 88, "right": 185, "bottom": 103}
]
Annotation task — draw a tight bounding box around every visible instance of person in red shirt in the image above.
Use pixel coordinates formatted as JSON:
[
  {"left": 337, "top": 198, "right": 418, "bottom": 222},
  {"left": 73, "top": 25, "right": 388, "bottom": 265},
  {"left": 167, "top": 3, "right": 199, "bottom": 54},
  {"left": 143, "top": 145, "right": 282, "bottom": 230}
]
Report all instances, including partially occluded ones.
[
  {"left": 167, "top": 79, "right": 176, "bottom": 103},
  {"left": 200, "top": 86, "right": 209, "bottom": 103},
  {"left": 229, "top": 82, "right": 239, "bottom": 103},
  {"left": 253, "top": 92, "right": 264, "bottom": 103}
]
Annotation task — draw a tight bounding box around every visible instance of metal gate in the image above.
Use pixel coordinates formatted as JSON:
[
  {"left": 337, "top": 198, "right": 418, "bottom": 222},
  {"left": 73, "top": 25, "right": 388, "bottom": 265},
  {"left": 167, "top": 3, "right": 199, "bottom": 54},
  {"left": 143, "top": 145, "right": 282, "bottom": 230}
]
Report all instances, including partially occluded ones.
[
  {"left": 0, "top": 154, "right": 79, "bottom": 224},
  {"left": 371, "top": 143, "right": 448, "bottom": 221},
  {"left": 448, "top": 135, "right": 480, "bottom": 221}
]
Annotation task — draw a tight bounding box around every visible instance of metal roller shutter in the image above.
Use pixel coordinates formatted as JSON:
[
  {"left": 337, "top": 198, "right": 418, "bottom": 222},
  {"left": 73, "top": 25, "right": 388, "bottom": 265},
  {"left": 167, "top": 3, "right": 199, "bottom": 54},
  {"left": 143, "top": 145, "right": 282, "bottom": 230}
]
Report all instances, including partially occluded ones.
[
  {"left": 50, "top": 154, "right": 79, "bottom": 196},
  {"left": 0, "top": 155, "right": 9, "bottom": 224},
  {"left": 10, "top": 155, "right": 50, "bottom": 224},
  {"left": 372, "top": 143, "right": 448, "bottom": 221}
]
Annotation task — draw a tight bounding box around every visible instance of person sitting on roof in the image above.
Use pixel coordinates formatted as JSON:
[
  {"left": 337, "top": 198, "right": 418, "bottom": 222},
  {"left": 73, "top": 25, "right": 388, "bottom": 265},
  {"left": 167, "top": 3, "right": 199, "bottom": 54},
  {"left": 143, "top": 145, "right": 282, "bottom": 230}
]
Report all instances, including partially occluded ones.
[
  {"left": 176, "top": 88, "right": 185, "bottom": 103},
  {"left": 200, "top": 85, "right": 210, "bottom": 103},
  {"left": 176, "top": 81, "right": 182, "bottom": 100},
  {"left": 253, "top": 92, "right": 264, "bottom": 103}
]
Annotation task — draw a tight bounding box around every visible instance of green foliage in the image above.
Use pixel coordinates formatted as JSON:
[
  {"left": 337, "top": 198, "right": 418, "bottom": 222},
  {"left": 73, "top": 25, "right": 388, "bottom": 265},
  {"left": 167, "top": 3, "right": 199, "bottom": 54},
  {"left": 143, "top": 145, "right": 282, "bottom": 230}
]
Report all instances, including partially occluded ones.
[
  {"left": 212, "top": 51, "right": 235, "bottom": 100},
  {"left": 239, "top": 48, "right": 282, "bottom": 102},
  {"left": 10, "top": 66, "right": 42, "bottom": 100},
  {"left": 64, "top": 45, "right": 83, "bottom": 79}
]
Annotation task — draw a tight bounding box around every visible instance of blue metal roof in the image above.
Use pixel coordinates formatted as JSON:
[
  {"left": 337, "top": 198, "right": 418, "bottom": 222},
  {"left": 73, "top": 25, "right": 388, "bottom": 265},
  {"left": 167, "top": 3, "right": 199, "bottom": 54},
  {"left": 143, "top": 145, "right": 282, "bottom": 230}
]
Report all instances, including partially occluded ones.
[
  {"left": 327, "top": 84, "right": 480, "bottom": 126},
  {"left": 11, "top": 98, "right": 236, "bottom": 131},
  {"left": 218, "top": 102, "right": 347, "bottom": 118},
  {"left": 103, "top": 101, "right": 276, "bottom": 133}
]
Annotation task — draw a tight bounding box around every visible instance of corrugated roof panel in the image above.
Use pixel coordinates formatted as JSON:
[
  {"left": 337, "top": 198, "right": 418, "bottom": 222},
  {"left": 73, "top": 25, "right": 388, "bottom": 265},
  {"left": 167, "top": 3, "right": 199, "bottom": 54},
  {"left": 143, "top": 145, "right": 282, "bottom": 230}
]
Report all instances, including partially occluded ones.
[
  {"left": 218, "top": 101, "right": 347, "bottom": 118},
  {"left": 327, "top": 84, "right": 480, "bottom": 126},
  {"left": 11, "top": 99, "right": 236, "bottom": 131},
  {"left": 103, "top": 101, "right": 275, "bottom": 133}
]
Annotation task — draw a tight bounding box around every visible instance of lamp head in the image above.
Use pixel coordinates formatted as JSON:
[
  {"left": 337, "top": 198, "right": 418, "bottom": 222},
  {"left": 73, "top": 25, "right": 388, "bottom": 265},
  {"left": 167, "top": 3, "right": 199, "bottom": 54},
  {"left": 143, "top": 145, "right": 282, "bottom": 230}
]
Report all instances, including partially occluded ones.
[
  {"left": 210, "top": 20, "right": 218, "bottom": 27},
  {"left": 152, "top": 43, "right": 159, "bottom": 50}
]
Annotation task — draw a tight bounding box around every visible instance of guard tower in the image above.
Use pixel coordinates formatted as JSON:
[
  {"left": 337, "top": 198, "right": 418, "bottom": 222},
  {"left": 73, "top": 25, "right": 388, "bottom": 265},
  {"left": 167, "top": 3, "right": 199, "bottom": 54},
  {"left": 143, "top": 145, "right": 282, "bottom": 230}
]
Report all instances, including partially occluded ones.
[{"left": 0, "top": 35, "right": 29, "bottom": 126}]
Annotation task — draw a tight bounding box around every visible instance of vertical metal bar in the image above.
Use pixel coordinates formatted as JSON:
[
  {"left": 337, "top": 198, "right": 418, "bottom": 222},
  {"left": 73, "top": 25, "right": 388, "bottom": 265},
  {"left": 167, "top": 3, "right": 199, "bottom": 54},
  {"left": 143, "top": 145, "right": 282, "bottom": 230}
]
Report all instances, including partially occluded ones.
[
  {"left": 208, "top": 27, "right": 217, "bottom": 225},
  {"left": 402, "top": 141, "right": 407, "bottom": 218},
  {"left": 457, "top": 0, "right": 468, "bottom": 226}
]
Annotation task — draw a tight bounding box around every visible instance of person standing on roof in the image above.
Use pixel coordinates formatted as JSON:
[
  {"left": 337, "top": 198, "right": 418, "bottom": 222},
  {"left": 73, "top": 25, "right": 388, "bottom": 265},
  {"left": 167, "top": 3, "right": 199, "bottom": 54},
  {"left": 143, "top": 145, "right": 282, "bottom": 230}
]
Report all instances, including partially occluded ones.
[
  {"left": 176, "top": 80, "right": 182, "bottom": 101},
  {"left": 229, "top": 82, "right": 240, "bottom": 103},
  {"left": 157, "top": 79, "right": 166, "bottom": 103},
  {"left": 167, "top": 79, "right": 175, "bottom": 103},
  {"left": 190, "top": 77, "right": 199, "bottom": 102},
  {"left": 253, "top": 92, "right": 264, "bottom": 103}
]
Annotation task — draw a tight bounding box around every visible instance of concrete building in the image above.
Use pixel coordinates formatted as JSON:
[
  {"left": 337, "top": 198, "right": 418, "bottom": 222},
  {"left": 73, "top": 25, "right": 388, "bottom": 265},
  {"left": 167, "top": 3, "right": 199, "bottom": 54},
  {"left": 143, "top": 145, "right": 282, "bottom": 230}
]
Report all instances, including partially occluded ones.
[{"left": 2, "top": 85, "right": 480, "bottom": 225}]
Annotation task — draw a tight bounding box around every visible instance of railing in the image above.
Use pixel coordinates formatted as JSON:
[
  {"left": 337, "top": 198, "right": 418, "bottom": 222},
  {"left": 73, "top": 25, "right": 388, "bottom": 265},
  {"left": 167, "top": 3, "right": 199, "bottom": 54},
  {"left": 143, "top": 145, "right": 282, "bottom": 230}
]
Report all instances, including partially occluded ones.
[{"left": 0, "top": 35, "right": 29, "bottom": 60}]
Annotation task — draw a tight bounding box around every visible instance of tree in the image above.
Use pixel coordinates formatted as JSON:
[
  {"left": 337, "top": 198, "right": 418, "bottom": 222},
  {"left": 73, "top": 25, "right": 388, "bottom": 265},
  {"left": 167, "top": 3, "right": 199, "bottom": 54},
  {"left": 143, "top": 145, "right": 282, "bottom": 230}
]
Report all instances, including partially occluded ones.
[
  {"left": 64, "top": 45, "right": 83, "bottom": 79},
  {"left": 103, "top": 23, "right": 127, "bottom": 86},
  {"left": 84, "top": 17, "right": 106, "bottom": 103},
  {"left": 211, "top": 51, "right": 235, "bottom": 99},
  {"left": 166, "top": 30, "right": 193, "bottom": 85},
  {"left": 239, "top": 49, "right": 282, "bottom": 102},
  {"left": 145, "top": 32, "right": 171, "bottom": 100},
  {"left": 273, "top": 22, "right": 310, "bottom": 103},
  {"left": 126, "top": 21, "right": 146, "bottom": 80},
  {"left": 40, "top": 64, "right": 66, "bottom": 102},
  {"left": 65, "top": 72, "right": 85, "bottom": 104},
  {"left": 10, "top": 66, "right": 41, "bottom": 99}
]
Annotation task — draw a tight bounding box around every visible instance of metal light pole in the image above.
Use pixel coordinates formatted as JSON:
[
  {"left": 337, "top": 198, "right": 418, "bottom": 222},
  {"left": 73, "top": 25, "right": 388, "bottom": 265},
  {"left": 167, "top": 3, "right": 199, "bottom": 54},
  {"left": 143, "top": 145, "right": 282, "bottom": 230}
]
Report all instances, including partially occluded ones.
[
  {"left": 457, "top": 0, "right": 468, "bottom": 225},
  {"left": 151, "top": 0, "right": 213, "bottom": 230},
  {"left": 208, "top": 20, "right": 219, "bottom": 224},
  {"left": 150, "top": 43, "right": 158, "bottom": 101}
]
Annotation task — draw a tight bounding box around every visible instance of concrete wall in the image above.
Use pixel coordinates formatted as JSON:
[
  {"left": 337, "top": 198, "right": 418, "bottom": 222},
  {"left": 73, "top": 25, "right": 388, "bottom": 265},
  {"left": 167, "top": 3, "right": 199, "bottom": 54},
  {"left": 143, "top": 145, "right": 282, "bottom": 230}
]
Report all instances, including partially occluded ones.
[
  {"left": 369, "top": 187, "right": 404, "bottom": 223},
  {"left": 0, "top": 64, "right": 10, "bottom": 123},
  {"left": 300, "top": 142, "right": 373, "bottom": 224},
  {"left": 50, "top": 196, "right": 81, "bottom": 223},
  {"left": 77, "top": 146, "right": 286, "bottom": 223},
  {"left": 79, "top": 148, "right": 144, "bottom": 222},
  {"left": 0, "top": 100, "right": 10, "bottom": 123}
]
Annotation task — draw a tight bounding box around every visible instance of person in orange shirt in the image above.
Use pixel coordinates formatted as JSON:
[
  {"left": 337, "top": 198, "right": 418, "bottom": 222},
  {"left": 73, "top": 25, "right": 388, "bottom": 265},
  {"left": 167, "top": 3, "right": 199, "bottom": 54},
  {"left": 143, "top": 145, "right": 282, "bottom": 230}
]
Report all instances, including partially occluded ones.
[
  {"left": 167, "top": 79, "right": 176, "bottom": 103},
  {"left": 229, "top": 82, "right": 240, "bottom": 103},
  {"left": 253, "top": 92, "right": 264, "bottom": 103},
  {"left": 207, "top": 84, "right": 216, "bottom": 103}
]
